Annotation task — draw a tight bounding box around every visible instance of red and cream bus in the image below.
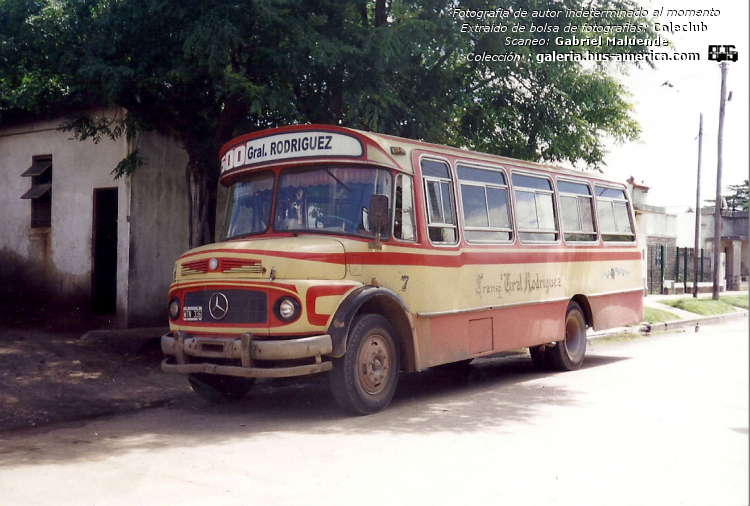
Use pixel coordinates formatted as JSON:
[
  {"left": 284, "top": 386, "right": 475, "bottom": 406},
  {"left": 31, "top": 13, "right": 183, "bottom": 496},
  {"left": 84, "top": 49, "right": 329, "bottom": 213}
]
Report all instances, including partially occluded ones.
[{"left": 161, "top": 124, "right": 643, "bottom": 414}]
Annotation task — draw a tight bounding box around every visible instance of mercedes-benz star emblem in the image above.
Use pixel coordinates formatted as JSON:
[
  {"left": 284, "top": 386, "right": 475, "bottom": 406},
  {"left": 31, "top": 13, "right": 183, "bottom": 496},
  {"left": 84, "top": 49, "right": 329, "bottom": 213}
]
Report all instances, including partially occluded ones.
[{"left": 208, "top": 292, "right": 229, "bottom": 320}]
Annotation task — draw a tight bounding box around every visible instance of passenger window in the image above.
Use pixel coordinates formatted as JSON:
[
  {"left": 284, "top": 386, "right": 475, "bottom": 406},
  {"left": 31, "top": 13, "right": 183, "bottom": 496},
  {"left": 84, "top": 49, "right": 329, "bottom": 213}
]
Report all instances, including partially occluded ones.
[
  {"left": 458, "top": 165, "right": 512, "bottom": 243},
  {"left": 394, "top": 174, "right": 416, "bottom": 241},
  {"left": 421, "top": 160, "right": 457, "bottom": 244},
  {"left": 512, "top": 173, "right": 558, "bottom": 242},
  {"left": 558, "top": 180, "right": 596, "bottom": 242},
  {"left": 595, "top": 185, "right": 635, "bottom": 242}
]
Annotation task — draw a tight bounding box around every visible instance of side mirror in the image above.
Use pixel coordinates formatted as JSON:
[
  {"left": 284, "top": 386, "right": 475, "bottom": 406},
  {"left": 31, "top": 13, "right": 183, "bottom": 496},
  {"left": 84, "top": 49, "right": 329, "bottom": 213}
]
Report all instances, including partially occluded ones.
[{"left": 368, "top": 194, "right": 390, "bottom": 235}]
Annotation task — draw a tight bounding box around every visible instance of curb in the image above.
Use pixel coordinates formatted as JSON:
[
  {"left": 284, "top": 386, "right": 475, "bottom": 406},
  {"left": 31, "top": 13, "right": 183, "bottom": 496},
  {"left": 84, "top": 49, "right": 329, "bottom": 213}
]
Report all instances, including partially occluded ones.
[
  {"left": 639, "top": 309, "right": 748, "bottom": 334},
  {"left": 588, "top": 309, "right": 748, "bottom": 339}
]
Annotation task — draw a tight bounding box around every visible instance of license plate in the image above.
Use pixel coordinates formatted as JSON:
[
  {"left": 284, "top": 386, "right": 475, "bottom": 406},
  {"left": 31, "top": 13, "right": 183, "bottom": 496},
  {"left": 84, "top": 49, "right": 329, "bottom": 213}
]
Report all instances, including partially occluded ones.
[{"left": 183, "top": 306, "right": 203, "bottom": 322}]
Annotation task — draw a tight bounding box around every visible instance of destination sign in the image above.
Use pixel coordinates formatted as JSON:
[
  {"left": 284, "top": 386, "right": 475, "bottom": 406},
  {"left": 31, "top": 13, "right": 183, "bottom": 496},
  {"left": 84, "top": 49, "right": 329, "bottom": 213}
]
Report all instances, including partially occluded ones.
[{"left": 221, "top": 131, "right": 364, "bottom": 173}]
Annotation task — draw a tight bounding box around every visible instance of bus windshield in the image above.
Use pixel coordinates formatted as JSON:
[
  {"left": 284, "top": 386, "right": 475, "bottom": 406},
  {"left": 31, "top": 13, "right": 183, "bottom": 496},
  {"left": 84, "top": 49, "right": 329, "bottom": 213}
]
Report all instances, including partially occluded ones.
[
  {"left": 274, "top": 166, "right": 392, "bottom": 237},
  {"left": 221, "top": 171, "right": 275, "bottom": 239},
  {"left": 222, "top": 166, "right": 393, "bottom": 240}
]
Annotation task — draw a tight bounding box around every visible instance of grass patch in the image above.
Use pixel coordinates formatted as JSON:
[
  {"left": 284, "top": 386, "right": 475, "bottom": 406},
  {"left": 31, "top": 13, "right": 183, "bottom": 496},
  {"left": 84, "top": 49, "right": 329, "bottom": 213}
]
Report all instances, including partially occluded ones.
[
  {"left": 721, "top": 294, "right": 749, "bottom": 309},
  {"left": 643, "top": 306, "right": 679, "bottom": 323},
  {"left": 661, "top": 298, "right": 738, "bottom": 316}
]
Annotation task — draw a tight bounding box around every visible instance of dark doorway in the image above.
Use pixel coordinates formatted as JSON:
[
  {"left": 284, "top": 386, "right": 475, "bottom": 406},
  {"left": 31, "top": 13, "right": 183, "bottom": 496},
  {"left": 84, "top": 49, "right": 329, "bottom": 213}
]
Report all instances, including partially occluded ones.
[{"left": 92, "top": 188, "right": 118, "bottom": 314}]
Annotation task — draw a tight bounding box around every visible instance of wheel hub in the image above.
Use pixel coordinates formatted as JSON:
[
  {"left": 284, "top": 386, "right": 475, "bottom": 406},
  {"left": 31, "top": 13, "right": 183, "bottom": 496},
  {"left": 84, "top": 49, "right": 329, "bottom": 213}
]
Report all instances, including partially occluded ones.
[{"left": 358, "top": 335, "right": 391, "bottom": 395}]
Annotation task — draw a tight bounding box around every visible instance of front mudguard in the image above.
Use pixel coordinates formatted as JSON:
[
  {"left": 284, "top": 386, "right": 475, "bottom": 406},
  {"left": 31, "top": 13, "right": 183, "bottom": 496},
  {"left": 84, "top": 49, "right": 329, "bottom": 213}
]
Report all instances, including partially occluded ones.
[{"left": 327, "top": 285, "right": 412, "bottom": 358}]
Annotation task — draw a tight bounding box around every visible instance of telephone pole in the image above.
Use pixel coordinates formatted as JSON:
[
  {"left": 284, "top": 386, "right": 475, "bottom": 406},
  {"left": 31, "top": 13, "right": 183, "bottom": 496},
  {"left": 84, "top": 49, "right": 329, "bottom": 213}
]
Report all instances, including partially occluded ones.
[
  {"left": 693, "top": 113, "right": 702, "bottom": 298},
  {"left": 712, "top": 61, "right": 727, "bottom": 300}
]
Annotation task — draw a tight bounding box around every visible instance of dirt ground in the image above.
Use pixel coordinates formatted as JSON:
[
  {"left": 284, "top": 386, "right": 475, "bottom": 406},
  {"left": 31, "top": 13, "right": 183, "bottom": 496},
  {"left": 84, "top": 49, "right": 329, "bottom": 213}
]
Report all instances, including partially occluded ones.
[{"left": 0, "top": 306, "right": 190, "bottom": 432}]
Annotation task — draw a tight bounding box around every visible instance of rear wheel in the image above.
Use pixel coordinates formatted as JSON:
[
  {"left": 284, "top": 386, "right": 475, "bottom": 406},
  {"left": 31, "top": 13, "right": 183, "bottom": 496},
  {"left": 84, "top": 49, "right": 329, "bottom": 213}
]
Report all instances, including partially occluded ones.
[
  {"left": 188, "top": 374, "right": 255, "bottom": 403},
  {"left": 329, "top": 314, "right": 400, "bottom": 415},
  {"left": 546, "top": 302, "right": 587, "bottom": 371}
]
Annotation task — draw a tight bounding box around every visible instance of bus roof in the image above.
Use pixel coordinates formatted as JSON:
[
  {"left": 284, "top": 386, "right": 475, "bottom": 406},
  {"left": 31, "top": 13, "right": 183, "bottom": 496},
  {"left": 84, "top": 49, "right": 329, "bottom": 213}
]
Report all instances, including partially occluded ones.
[{"left": 219, "top": 124, "right": 625, "bottom": 187}]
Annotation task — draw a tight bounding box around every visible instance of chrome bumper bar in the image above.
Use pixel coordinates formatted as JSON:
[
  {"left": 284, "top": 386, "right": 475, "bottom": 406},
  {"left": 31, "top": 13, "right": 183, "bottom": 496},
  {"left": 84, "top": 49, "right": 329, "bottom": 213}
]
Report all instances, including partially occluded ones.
[{"left": 161, "top": 331, "right": 333, "bottom": 379}]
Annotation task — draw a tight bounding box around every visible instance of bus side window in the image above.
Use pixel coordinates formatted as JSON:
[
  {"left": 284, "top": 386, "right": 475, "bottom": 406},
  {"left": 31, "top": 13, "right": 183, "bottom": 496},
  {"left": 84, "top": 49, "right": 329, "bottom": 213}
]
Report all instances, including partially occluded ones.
[
  {"left": 511, "top": 173, "right": 559, "bottom": 243},
  {"left": 421, "top": 159, "right": 458, "bottom": 245},
  {"left": 558, "top": 180, "right": 596, "bottom": 243},
  {"left": 394, "top": 174, "right": 416, "bottom": 241},
  {"left": 457, "top": 165, "right": 512, "bottom": 243},
  {"left": 595, "top": 186, "right": 635, "bottom": 242}
]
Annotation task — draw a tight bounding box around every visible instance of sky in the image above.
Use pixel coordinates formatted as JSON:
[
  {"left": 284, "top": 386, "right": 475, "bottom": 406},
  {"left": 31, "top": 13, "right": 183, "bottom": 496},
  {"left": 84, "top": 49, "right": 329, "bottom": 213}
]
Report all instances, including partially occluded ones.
[{"left": 598, "top": 0, "right": 749, "bottom": 209}]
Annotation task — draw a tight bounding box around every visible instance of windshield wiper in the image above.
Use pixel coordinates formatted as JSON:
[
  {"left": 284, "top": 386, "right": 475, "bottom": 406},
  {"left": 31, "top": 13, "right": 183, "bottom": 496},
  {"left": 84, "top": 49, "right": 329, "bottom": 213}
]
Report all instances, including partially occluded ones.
[{"left": 325, "top": 169, "right": 353, "bottom": 193}]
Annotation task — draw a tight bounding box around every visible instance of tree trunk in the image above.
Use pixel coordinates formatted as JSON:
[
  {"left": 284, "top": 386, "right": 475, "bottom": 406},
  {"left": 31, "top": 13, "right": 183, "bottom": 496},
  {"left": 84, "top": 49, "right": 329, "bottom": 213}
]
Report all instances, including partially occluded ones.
[
  {"left": 375, "top": 0, "right": 388, "bottom": 27},
  {"left": 359, "top": 0, "right": 369, "bottom": 27},
  {"left": 185, "top": 148, "right": 219, "bottom": 249},
  {"left": 181, "top": 101, "right": 243, "bottom": 249}
]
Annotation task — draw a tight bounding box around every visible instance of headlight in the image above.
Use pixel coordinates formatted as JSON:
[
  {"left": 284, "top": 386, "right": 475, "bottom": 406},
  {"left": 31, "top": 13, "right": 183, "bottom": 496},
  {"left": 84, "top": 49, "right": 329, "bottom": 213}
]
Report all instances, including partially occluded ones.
[
  {"left": 168, "top": 297, "right": 181, "bottom": 320},
  {"left": 273, "top": 297, "right": 300, "bottom": 322}
]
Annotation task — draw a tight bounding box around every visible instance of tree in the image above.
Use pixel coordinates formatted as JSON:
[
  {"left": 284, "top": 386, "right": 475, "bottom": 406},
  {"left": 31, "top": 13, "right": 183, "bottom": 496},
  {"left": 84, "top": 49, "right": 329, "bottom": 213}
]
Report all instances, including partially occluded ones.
[
  {"left": 1, "top": 0, "right": 659, "bottom": 247},
  {"left": 705, "top": 180, "right": 748, "bottom": 213},
  {"left": 725, "top": 180, "right": 749, "bottom": 213},
  {"left": 2, "top": 0, "right": 305, "bottom": 246}
]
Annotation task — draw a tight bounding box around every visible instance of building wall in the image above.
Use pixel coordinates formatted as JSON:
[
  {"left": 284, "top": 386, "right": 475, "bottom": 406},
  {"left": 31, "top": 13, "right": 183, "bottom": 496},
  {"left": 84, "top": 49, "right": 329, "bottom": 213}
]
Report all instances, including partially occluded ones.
[
  {"left": 645, "top": 210, "right": 678, "bottom": 239},
  {"left": 1, "top": 112, "right": 195, "bottom": 327},
  {"left": 675, "top": 210, "right": 698, "bottom": 248},
  {"left": 628, "top": 184, "right": 649, "bottom": 293},
  {"left": 724, "top": 214, "right": 749, "bottom": 238},
  {"left": 699, "top": 209, "right": 748, "bottom": 278},
  {"left": 0, "top": 115, "right": 130, "bottom": 313},
  {"left": 127, "top": 132, "right": 190, "bottom": 326}
]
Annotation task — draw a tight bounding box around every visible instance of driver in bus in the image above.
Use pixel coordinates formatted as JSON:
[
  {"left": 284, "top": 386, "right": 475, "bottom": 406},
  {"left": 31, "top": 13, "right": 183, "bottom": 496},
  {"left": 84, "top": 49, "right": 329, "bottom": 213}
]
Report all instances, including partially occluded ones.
[{"left": 280, "top": 187, "right": 305, "bottom": 228}]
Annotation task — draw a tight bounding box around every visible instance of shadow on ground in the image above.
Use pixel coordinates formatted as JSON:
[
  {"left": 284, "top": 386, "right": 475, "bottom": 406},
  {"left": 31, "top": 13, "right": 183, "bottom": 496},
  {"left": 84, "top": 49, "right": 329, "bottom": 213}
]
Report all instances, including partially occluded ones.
[
  {"left": 0, "top": 324, "right": 188, "bottom": 433},
  {"left": 0, "top": 352, "right": 629, "bottom": 467}
]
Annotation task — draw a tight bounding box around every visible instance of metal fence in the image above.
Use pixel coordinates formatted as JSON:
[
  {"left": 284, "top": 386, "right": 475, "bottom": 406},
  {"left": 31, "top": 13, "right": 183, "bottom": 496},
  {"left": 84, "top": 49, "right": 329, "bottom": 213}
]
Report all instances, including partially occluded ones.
[{"left": 647, "top": 245, "right": 714, "bottom": 294}]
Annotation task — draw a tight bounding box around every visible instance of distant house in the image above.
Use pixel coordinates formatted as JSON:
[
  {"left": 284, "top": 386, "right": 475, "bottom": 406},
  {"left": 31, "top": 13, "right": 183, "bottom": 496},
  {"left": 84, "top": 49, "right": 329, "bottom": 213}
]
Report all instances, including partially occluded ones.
[
  {"left": 627, "top": 177, "right": 748, "bottom": 294},
  {"left": 0, "top": 109, "right": 190, "bottom": 327},
  {"left": 698, "top": 207, "right": 748, "bottom": 291}
]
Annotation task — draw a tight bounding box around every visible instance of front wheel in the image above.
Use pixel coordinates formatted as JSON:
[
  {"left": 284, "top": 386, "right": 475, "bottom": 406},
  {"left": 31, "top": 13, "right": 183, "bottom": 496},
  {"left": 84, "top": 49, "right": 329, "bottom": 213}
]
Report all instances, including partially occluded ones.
[
  {"left": 329, "top": 314, "right": 400, "bottom": 415},
  {"left": 188, "top": 374, "right": 255, "bottom": 403},
  {"left": 545, "top": 302, "right": 587, "bottom": 371}
]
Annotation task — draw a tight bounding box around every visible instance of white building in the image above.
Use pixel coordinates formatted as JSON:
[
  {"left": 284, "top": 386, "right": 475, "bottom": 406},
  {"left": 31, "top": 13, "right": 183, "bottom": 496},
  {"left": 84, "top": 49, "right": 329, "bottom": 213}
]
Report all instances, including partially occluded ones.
[
  {"left": 697, "top": 207, "right": 748, "bottom": 291},
  {"left": 627, "top": 177, "right": 747, "bottom": 293},
  {"left": 0, "top": 109, "right": 190, "bottom": 327}
]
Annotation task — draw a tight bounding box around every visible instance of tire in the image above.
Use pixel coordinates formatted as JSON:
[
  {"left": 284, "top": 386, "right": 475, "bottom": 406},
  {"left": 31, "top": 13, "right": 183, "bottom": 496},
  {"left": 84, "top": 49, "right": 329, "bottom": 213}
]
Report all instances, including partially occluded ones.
[
  {"left": 546, "top": 301, "right": 587, "bottom": 371},
  {"left": 529, "top": 345, "right": 552, "bottom": 371},
  {"left": 188, "top": 373, "right": 255, "bottom": 403},
  {"left": 329, "top": 314, "right": 400, "bottom": 415}
]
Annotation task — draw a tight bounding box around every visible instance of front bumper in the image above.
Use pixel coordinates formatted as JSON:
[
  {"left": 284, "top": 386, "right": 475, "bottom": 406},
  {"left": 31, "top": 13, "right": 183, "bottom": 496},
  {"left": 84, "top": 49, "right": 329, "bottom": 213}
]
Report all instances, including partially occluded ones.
[{"left": 161, "top": 331, "right": 333, "bottom": 379}]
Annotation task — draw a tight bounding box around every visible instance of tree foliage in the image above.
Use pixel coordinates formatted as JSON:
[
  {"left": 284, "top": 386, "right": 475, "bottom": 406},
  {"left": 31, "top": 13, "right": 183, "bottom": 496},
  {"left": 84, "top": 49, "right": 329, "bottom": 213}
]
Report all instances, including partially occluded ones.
[
  {"left": 1, "top": 0, "right": 659, "bottom": 246},
  {"left": 725, "top": 180, "right": 749, "bottom": 213}
]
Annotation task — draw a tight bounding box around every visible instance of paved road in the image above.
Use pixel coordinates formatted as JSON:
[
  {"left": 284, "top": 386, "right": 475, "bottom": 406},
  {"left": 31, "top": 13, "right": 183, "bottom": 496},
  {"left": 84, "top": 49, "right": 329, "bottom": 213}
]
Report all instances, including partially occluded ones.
[{"left": 1, "top": 319, "right": 747, "bottom": 506}]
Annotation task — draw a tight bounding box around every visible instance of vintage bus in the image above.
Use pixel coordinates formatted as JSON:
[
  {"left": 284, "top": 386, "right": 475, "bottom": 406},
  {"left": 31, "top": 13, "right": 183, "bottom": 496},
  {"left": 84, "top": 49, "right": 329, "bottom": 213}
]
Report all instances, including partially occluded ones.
[{"left": 161, "top": 124, "right": 643, "bottom": 414}]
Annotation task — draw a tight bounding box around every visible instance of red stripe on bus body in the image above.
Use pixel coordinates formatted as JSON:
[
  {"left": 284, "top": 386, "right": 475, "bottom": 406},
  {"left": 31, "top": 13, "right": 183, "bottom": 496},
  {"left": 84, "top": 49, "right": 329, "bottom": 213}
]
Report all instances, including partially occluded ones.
[
  {"left": 179, "top": 248, "right": 347, "bottom": 265},
  {"left": 170, "top": 282, "right": 299, "bottom": 296},
  {"left": 355, "top": 249, "right": 640, "bottom": 267},
  {"left": 306, "top": 285, "right": 355, "bottom": 327},
  {"left": 180, "top": 248, "right": 639, "bottom": 268}
]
